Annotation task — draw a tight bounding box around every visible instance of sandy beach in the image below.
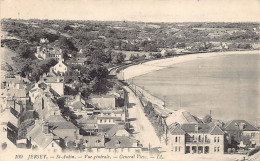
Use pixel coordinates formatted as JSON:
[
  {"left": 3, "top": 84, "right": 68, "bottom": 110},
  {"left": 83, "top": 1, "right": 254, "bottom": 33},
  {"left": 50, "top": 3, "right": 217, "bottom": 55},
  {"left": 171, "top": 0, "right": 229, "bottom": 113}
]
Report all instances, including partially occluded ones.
[
  {"left": 118, "top": 50, "right": 260, "bottom": 120},
  {"left": 118, "top": 50, "right": 260, "bottom": 80}
]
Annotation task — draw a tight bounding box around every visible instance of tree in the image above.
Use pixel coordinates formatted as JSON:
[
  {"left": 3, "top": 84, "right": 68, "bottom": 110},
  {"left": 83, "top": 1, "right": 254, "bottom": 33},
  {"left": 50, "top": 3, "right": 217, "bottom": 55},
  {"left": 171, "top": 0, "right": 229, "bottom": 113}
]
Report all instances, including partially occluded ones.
[
  {"left": 16, "top": 44, "right": 35, "bottom": 59},
  {"left": 111, "top": 52, "right": 126, "bottom": 64}
]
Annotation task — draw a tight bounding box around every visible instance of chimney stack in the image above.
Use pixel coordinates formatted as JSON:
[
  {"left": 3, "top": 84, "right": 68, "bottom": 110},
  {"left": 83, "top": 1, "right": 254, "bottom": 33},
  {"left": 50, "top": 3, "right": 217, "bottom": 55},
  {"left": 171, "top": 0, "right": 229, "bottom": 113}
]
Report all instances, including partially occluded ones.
[
  {"left": 42, "top": 122, "right": 49, "bottom": 134},
  {"left": 195, "top": 124, "right": 198, "bottom": 133}
]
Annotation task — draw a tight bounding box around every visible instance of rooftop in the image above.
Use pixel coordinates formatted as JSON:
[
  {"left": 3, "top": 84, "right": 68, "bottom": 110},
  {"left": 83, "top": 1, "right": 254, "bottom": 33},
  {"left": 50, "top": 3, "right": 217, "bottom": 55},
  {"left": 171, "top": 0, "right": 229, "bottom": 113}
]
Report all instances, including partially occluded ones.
[
  {"left": 224, "top": 120, "right": 259, "bottom": 131},
  {"left": 105, "top": 136, "right": 140, "bottom": 148}
]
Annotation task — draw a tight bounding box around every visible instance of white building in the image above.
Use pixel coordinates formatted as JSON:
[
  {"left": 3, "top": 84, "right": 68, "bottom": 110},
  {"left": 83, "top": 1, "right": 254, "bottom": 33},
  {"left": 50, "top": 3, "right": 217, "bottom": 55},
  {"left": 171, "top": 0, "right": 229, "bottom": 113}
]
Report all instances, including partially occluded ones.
[{"left": 52, "top": 60, "right": 68, "bottom": 76}]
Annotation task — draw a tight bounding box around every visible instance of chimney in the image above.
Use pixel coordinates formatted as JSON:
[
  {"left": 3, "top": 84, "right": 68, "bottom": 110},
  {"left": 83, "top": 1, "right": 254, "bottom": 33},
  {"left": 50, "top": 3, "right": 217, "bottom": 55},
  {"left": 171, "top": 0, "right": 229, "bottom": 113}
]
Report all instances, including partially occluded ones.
[
  {"left": 195, "top": 124, "right": 198, "bottom": 133},
  {"left": 239, "top": 122, "right": 245, "bottom": 130},
  {"left": 75, "top": 93, "right": 81, "bottom": 101},
  {"left": 42, "top": 122, "right": 49, "bottom": 134},
  {"left": 57, "top": 76, "right": 60, "bottom": 82}
]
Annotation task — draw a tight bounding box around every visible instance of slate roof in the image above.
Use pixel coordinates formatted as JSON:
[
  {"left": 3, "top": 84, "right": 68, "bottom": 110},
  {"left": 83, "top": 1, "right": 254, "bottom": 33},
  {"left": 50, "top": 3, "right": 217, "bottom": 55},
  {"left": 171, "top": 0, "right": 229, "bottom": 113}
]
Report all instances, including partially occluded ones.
[
  {"left": 50, "top": 121, "right": 78, "bottom": 130},
  {"left": 98, "top": 124, "right": 114, "bottom": 133},
  {"left": 1, "top": 89, "right": 27, "bottom": 98},
  {"left": 169, "top": 125, "right": 186, "bottom": 135},
  {"left": 166, "top": 109, "right": 198, "bottom": 126},
  {"left": 71, "top": 100, "right": 85, "bottom": 110},
  {"left": 0, "top": 108, "right": 19, "bottom": 128},
  {"left": 105, "top": 136, "right": 140, "bottom": 148},
  {"left": 180, "top": 124, "right": 211, "bottom": 133},
  {"left": 82, "top": 136, "right": 105, "bottom": 148},
  {"left": 209, "top": 125, "right": 225, "bottom": 135},
  {"left": 106, "top": 124, "right": 125, "bottom": 137},
  {"left": 223, "top": 120, "right": 259, "bottom": 131},
  {"left": 3, "top": 78, "right": 23, "bottom": 84},
  {"left": 47, "top": 115, "right": 67, "bottom": 123},
  {"left": 27, "top": 123, "right": 54, "bottom": 149}
]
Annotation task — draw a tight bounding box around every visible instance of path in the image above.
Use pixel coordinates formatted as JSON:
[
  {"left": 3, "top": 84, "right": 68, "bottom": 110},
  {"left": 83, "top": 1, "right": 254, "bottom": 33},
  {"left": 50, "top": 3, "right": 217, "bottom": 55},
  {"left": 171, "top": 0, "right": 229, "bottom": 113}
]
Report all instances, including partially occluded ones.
[{"left": 123, "top": 86, "right": 161, "bottom": 148}]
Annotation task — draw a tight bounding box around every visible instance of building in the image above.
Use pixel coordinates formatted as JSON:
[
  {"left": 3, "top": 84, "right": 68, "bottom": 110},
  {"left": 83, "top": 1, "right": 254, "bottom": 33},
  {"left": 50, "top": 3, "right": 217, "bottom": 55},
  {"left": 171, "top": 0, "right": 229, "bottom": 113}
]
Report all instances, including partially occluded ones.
[
  {"left": 26, "top": 120, "right": 62, "bottom": 152},
  {"left": 165, "top": 109, "right": 200, "bottom": 127},
  {"left": 35, "top": 46, "right": 63, "bottom": 61},
  {"left": 106, "top": 124, "right": 129, "bottom": 137},
  {"left": 0, "top": 108, "right": 19, "bottom": 151},
  {"left": 29, "top": 82, "right": 48, "bottom": 103},
  {"left": 1, "top": 77, "right": 26, "bottom": 90},
  {"left": 167, "top": 123, "right": 225, "bottom": 154},
  {"left": 33, "top": 90, "right": 61, "bottom": 121},
  {"left": 88, "top": 95, "right": 116, "bottom": 109},
  {"left": 48, "top": 115, "right": 80, "bottom": 142},
  {"left": 41, "top": 76, "right": 64, "bottom": 96},
  {"left": 52, "top": 60, "right": 68, "bottom": 76},
  {"left": 81, "top": 135, "right": 105, "bottom": 152},
  {"left": 67, "top": 94, "right": 86, "bottom": 112},
  {"left": 223, "top": 120, "right": 260, "bottom": 148},
  {"left": 105, "top": 136, "right": 142, "bottom": 153},
  {"left": 0, "top": 88, "right": 28, "bottom": 112}
]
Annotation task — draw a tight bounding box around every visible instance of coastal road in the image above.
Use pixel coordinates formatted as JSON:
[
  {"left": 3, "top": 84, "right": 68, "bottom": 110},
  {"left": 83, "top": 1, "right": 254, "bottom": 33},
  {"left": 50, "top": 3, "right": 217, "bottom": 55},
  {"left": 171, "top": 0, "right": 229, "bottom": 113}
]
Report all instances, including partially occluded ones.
[{"left": 123, "top": 86, "right": 161, "bottom": 148}]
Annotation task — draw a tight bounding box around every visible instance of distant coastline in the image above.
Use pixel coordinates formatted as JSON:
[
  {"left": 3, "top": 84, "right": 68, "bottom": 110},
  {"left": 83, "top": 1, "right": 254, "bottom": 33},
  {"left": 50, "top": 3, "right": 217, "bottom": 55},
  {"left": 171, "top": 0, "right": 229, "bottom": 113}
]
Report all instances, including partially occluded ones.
[
  {"left": 118, "top": 50, "right": 260, "bottom": 80},
  {"left": 117, "top": 49, "right": 260, "bottom": 120}
]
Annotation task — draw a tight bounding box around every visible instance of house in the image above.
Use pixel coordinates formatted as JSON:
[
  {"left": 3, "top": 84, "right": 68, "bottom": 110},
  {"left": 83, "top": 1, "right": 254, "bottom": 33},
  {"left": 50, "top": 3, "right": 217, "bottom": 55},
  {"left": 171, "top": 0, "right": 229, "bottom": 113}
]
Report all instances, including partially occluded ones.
[
  {"left": 48, "top": 115, "right": 80, "bottom": 142},
  {"left": 223, "top": 120, "right": 260, "bottom": 148},
  {"left": 35, "top": 46, "right": 63, "bottom": 61},
  {"left": 161, "top": 49, "right": 167, "bottom": 56},
  {"left": 76, "top": 118, "right": 98, "bottom": 135},
  {"left": 81, "top": 135, "right": 105, "bottom": 152},
  {"left": 1, "top": 77, "right": 26, "bottom": 89},
  {"left": 105, "top": 136, "right": 142, "bottom": 153},
  {"left": 67, "top": 94, "right": 85, "bottom": 112},
  {"left": 95, "top": 109, "right": 126, "bottom": 123},
  {"left": 41, "top": 76, "right": 64, "bottom": 96},
  {"left": 52, "top": 60, "right": 68, "bottom": 76},
  {"left": 0, "top": 88, "right": 28, "bottom": 112},
  {"left": 167, "top": 123, "right": 225, "bottom": 154},
  {"left": 29, "top": 82, "right": 48, "bottom": 103},
  {"left": 0, "top": 108, "right": 19, "bottom": 151},
  {"left": 33, "top": 90, "right": 61, "bottom": 121},
  {"left": 26, "top": 120, "right": 62, "bottom": 152},
  {"left": 106, "top": 124, "right": 129, "bottom": 137},
  {"left": 165, "top": 109, "right": 200, "bottom": 127},
  {"left": 66, "top": 57, "right": 88, "bottom": 66},
  {"left": 40, "top": 38, "right": 49, "bottom": 44},
  {"left": 88, "top": 95, "right": 116, "bottom": 109}
]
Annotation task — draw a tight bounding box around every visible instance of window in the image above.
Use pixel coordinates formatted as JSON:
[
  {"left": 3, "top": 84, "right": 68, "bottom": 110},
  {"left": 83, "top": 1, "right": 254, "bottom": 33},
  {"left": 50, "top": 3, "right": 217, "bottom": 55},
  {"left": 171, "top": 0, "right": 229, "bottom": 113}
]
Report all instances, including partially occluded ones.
[
  {"left": 217, "top": 137, "right": 219, "bottom": 142},
  {"left": 100, "top": 119, "right": 102, "bottom": 123},
  {"left": 178, "top": 146, "right": 180, "bottom": 152},
  {"left": 175, "top": 147, "right": 177, "bottom": 152},
  {"left": 214, "top": 147, "right": 216, "bottom": 152},
  {"left": 217, "top": 147, "right": 220, "bottom": 152},
  {"left": 175, "top": 137, "right": 178, "bottom": 142},
  {"left": 251, "top": 133, "right": 255, "bottom": 137},
  {"left": 214, "top": 137, "right": 216, "bottom": 143},
  {"left": 52, "top": 143, "right": 54, "bottom": 147}
]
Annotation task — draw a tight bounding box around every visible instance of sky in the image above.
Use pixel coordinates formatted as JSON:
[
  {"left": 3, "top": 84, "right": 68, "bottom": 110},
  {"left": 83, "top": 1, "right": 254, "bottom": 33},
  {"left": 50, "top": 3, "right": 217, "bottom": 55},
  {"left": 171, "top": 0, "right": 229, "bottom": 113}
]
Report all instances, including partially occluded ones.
[{"left": 1, "top": 0, "right": 260, "bottom": 22}]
